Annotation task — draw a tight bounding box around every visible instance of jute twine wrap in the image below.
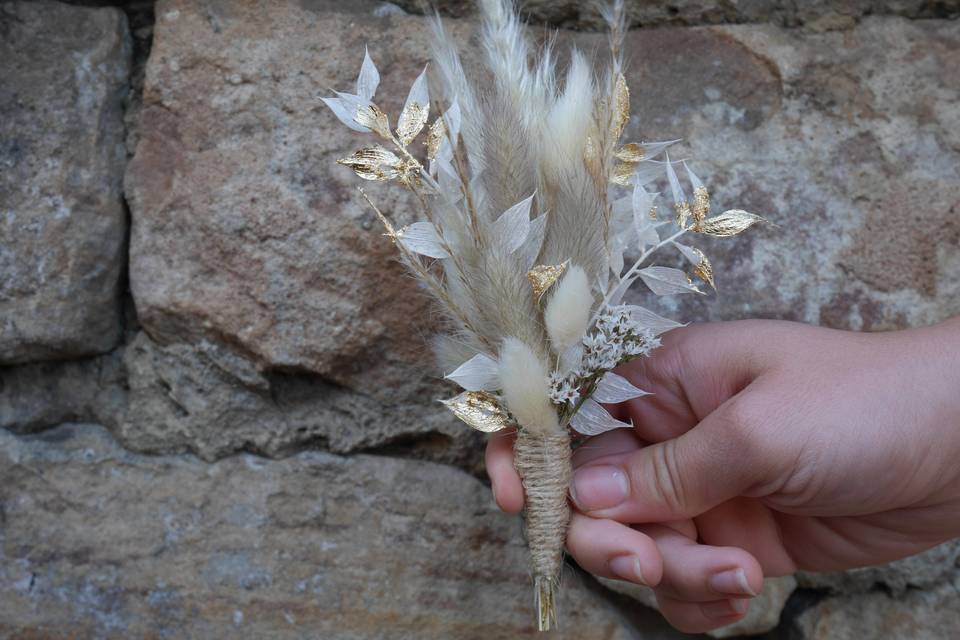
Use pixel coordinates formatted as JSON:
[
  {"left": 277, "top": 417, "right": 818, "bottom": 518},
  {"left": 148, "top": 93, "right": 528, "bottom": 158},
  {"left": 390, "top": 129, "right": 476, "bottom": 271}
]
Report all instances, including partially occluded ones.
[{"left": 514, "top": 428, "right": 572, "bottom": 631}]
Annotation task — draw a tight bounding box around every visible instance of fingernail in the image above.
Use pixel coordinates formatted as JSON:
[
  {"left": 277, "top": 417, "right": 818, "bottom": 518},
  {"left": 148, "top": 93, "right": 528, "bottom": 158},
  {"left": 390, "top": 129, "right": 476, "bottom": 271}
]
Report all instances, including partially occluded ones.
[
  {"left": 709, "top": 568, "right": 757, "bottom": 597},
  {"left": 701, "top": 598, "right": 748, "bottom": 620},
  {"left": 608, "top": 555, "right": 646, "bottom": 585},
  {"left": 570, "top": 465, "right": 629, "bottom": 511}
]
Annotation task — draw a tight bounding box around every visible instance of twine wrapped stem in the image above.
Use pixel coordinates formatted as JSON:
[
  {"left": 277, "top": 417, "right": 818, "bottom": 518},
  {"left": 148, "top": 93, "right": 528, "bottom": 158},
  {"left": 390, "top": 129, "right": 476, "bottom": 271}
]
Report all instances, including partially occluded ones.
[{"left": 514, "top": 428, "right": 573, "bottom": 631}]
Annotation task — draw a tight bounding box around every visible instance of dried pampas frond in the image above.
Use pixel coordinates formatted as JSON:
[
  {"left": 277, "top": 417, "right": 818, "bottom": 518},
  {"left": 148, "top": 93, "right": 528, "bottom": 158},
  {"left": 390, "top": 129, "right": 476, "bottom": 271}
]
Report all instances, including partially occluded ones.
[{"left": 323, "top": 0, "right": 766, "bottom": 630}]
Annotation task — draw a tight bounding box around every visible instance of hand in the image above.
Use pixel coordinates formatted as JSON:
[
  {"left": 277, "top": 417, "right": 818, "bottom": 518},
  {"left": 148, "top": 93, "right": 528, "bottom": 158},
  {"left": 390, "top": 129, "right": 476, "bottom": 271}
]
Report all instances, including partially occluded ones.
[{"left": 486, "top": 318, "right": 960, "bottom": 633}]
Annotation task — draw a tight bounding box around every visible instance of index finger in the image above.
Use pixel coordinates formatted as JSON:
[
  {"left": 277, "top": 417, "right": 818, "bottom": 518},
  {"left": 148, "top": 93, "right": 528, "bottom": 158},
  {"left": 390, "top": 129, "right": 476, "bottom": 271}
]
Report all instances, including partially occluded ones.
[{"left": 485, "top": 429, "right": 524, "bottom": 513}]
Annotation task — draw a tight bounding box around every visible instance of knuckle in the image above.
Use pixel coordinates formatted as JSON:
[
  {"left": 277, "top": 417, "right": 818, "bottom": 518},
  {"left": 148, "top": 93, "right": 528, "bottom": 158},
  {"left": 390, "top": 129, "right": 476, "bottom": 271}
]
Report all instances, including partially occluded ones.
[{"left": 642, "top": 439, "right": 691, "bottom": 516}]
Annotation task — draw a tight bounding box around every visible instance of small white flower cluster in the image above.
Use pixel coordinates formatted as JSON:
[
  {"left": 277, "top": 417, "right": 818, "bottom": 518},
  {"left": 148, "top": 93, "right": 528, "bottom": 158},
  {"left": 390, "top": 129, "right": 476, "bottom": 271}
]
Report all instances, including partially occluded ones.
[
  {"left": 584, "top": 306, "right": 660, "bottom": 371},
  {"left": 548, "top": 306, "right": 661, "bottom": 407},
  {"left": 548, "top": 371, "right": 581, "bottom": 406}
]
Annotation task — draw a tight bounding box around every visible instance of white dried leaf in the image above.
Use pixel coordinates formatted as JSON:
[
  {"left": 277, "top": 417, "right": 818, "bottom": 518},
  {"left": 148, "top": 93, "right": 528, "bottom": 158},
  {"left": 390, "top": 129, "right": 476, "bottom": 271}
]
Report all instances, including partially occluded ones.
[
  {"left": 638, "top": 266, "right": 702, "bottom": 295},
  {"left": 593, "top": 372, "right": 649, "bottom": 404},
  {"left": 444, "top": 353, "right": 500, "bottom": 391},
  {"left": 665, "top": 153, "right": 686, "bottom": 205},
  {"left": 521, "top": 214, "right": 547, "bottom": 268},
  {"left": 321, "top": 94, "right": 370, "bottom": 133},
  {"left": 398, "top": 221, "right": 450, "bottom": 258},
  {"left": 622, "top": 304, "right": 684, "bottom": 335},
  {"left": 356, "top": 46, "right": 380, "bottom": 101},
  {"left": 397, "top": 66, "right": 430, "bottom": 145},
  {"left": 493, "top": 193, "right": 534, "bottom": 254},
  {"left": 570, "top": 398, "right": 633, "bottom": 436},
  {"left": 674, "top": 241, "right": 703, "bottom": 265},
  {"left": 632, "top": 185, "right": 660, "bottom": 248},
  {"left": 640, "top": 139, "right": 680, "bottom": 160}
]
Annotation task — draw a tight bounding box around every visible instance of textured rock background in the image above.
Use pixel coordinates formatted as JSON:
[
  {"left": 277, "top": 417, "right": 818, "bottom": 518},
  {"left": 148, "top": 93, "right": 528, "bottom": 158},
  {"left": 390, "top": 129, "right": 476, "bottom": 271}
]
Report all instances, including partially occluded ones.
[
  {"left": 0, "top": 1, "right": 129, "bottom": 363},
  {"left": 1, "top": 0, "right": 959, "bottom": 637}
]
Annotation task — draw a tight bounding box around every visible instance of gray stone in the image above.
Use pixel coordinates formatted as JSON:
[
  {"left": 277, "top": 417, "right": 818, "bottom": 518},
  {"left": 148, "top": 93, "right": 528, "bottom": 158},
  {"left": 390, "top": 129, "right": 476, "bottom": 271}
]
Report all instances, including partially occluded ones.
[
  {"left": 393, "top": 0, "right": 960, "bottom": 29},
  {"left": 798, "top": 539, "right": 960, "bottom": 595},
  {"left": 0, "top": 1, "right": 130, "bottom": 364},
  {"left": 797, "top": 573, "right": 960, "bottom": 639},
  {"left": 120, "top": 331, "right": 485, "bottom": 466},
  {"left": 599, "top": 574, "right": 797, "bottom": 637},
  {"left": 0, "top": 424, "right": 638, "bottom": 638}
]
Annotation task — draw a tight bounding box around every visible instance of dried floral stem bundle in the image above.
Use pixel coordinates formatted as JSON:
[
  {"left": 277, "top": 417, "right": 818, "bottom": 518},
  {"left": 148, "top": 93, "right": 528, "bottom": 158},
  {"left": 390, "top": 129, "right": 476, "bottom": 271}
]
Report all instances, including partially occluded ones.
[{"left": 323, "top": 0, "right": 763, "bottom": 630}]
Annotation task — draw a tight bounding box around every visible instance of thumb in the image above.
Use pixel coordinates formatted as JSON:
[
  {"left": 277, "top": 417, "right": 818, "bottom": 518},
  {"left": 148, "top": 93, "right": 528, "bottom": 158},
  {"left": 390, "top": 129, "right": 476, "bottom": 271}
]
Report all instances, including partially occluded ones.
[{"left": 570, "top": 390, "right": 780, "bottom": 522}]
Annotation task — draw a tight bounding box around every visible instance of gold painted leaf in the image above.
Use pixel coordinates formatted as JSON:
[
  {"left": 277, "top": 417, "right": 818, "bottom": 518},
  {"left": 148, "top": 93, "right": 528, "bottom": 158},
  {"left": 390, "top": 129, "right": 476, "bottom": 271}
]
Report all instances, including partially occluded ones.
[
  {"left": 337, "top": 146, "right": 401, "bottom": 181},
  {"left": 441, "top": 391, "right": 512, "bottom": 433},
  {"left": 674, "top": 201, "right": 692, "bottom": 229},
  {"left": 425, "top": 117, "right": 446, "bottom": 161},
  {"left": 615, "top": 143, "right": 645, "bottom": 163},
  {"left": 396, "top": 101, "right": 428, "bottom": 147},
  {"left": 354, "top": 104, "right": 392, "bottom": 139},
  {"left": 698, "top": 209, "right": 764, "bottom": 237},
  {"left": 693, "top": 256, "right": 715, "bottom": 290},
  {"left": 527, "top": 262, "right": 569, "bottom": 302},
  {"left": 611, "top": 161, "right": 636, "bottom": 186},
  {"left": 611, "top": 73, "right": 630, "bottom": 140},
  {"left": 692, "top": 186, "right": 710, "bottom": 227}
]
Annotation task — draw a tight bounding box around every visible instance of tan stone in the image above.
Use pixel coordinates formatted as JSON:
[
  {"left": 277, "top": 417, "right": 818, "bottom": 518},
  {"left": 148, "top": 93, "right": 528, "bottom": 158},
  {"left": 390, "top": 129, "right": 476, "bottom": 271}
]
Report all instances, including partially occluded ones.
[{"left": 0, "top": 424, "right": 639, "bottom": 639}]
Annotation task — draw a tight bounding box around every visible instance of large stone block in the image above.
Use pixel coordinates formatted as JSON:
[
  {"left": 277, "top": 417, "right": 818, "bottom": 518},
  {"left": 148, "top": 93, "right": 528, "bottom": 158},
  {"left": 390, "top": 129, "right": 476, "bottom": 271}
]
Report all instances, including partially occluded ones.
[
  {"left": 393, "top": 0, "right": 960, "bottom": 29},
  {"left": 0, "top": 1, "right": 130, "bottom": 364},
  {"left": 0, "top": 424, "right": 643, "bottom": 638}
]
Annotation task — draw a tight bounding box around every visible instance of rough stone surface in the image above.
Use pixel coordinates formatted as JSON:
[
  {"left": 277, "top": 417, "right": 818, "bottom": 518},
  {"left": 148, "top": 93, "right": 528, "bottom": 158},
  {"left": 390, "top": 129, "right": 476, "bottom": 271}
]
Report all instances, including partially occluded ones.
[
  {"left": 798, "top": 539, "right": 960, "bottom": 595},
  {"left": 393, "top": 0, "right": 960, "bottom": 29},
  {"left": 0, "top": 1, "right": 130, "bottom": 364},
  {"left": 797, "top": 574, "right": 960, "bottom": 639},
  {"left": 118, "top": 0, "right": 960, "bottom": 465},
  {"left": 5, "top": 2, "right": 960, "bottom": 638},
  {"left": 599, "top": 574, "right": 797, "bottom": 637},
  {"left": 613, "top": 17, "right": 960, "bottom": 331},
  {"left": 124, "top": 0, "right": 478, "bottom": 456},
  {"left": 0, "top": 424, "right": 643, "bottom": 639},
  {"left": 120, "top": 330, "right": 484, "bottom": 465}
]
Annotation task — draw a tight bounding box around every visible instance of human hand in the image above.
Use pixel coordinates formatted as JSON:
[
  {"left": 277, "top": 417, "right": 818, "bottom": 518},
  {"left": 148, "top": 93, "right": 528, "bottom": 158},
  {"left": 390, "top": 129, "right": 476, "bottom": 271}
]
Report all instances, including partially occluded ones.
[{"left": 486, "top": 318, "right": 960, "bottom": 633}]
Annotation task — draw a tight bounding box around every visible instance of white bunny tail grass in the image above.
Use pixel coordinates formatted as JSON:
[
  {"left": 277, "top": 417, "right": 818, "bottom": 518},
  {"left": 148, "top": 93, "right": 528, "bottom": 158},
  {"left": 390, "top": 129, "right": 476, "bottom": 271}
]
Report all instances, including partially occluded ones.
[
  {"left": 499, "top": 338, "right": 559, "bottom": 435},
  {"left": 544, "top": 265, "right": 593, "bottom": 354},
  {"left": 514, "top": 427, "right": 571, "bottom": 631}
]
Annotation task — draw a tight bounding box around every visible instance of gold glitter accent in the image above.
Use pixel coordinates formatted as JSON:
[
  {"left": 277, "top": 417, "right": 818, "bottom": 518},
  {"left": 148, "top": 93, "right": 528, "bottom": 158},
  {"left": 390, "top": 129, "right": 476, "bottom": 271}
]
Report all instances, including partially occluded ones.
[
  {"left": 354, "top": 104, "right": 392, "bottom": 139},
  {"left": 611, "top": 73, "right": 630, "bottom": 140},
  {"left": 426, "top": 117, "right": 446, "bottom": 161},
  {"left": 698, "top": 209, "right": 764, "bottom": 237},
  {"left": 649, "top": 205, "right": 658, "bottom": 220},
  {"left": 614, "top": 143, "right": 644, "bottom": 163},
  {"left": 337, "top": 146, "right": 401, "bottom": 181},
  {"left": 687, "top": 247, "right": 715, "bottom": 289},
  {"left": 611, "top": 161, "right": 636, "bottom": 186},
  {"left": 674, "top": 200, "right": 692, "bottom": 229},
  {"left": 441, "top": 391, "right": 512, "bottom": 432},
  {"left": 358, "top": 187, "right": 400, "bottom": 242},
  {"left": 527, "top": 261, "right": 569, "bottom": 302},
  {"left": 692, "top": 186, "right": 710, "bottom": 228},
  {"left": 396, "top": 101, "right": 428, "bottom": 146}
]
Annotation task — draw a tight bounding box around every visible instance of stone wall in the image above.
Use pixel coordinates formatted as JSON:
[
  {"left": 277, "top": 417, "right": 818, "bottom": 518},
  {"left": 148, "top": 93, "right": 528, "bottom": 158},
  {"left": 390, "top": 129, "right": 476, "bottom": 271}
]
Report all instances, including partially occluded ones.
[{"left": 1, "top": 0, "right": 959, "bottom": 637}]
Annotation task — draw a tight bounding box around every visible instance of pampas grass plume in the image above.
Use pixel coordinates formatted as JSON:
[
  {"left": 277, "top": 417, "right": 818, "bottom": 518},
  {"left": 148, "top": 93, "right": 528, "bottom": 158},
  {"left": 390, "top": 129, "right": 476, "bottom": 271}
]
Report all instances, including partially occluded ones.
[
  {"left": 499, "top": 338, "right": 559, "bottom": 435},
  {"left": 544, "top": 265, "right": 592, "bottom": 353}
]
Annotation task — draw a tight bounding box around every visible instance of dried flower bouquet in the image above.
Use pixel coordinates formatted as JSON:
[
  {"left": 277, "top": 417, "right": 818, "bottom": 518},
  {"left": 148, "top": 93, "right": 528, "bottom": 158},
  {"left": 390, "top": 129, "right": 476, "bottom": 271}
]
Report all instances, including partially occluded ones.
[{"left": 323, "top": 0, "right": 763, "bottom": 630}]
